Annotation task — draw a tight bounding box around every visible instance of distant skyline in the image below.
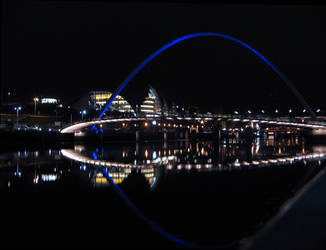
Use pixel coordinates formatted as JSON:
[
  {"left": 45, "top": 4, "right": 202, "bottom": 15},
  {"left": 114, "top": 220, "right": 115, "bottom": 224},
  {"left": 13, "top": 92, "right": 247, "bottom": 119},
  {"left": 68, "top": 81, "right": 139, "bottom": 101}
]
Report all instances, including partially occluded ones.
[{"left": 2, "top": 1, "right": 326, "bottom": 112}]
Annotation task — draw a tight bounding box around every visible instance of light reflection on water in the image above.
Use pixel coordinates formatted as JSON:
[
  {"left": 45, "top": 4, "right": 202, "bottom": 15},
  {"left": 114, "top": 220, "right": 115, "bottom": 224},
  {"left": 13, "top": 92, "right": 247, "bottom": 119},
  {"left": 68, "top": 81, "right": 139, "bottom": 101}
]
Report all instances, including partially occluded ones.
[
  {"left": 1, "top": 137, "right": 326, "bottom": 190},
  {"left": 1, "top": 137, "right": 326, "bottom": 247}
]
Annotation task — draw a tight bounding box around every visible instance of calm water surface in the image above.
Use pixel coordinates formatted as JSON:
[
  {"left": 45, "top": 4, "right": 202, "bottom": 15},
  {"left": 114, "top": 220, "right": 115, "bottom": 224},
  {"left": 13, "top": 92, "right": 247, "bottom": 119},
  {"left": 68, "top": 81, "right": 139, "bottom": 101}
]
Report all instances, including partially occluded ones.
[{"left": 0, "top": 137, "right": 325, "bottom": 248}]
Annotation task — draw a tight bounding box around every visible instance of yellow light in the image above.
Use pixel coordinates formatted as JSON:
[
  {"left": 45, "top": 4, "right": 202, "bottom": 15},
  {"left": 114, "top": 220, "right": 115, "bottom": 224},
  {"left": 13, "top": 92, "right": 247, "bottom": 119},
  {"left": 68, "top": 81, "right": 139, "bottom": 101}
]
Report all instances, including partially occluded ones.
[
  {"left": 144, "top": 122, "right": 148, "bottom": 127},
  {"left": 94, "top": 93, "right": 112, "bottom": 100}
]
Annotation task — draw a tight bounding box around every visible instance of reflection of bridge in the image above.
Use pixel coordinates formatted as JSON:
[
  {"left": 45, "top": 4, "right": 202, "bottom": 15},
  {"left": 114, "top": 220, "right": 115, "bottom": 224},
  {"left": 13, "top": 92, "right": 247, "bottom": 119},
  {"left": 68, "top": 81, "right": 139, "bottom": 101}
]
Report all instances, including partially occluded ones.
[
  {"left": 61, "top": 147, "right": 326, "bottom": 173},
  {"left": 61, "top": 115, "right": 326, "bottom": 134}
]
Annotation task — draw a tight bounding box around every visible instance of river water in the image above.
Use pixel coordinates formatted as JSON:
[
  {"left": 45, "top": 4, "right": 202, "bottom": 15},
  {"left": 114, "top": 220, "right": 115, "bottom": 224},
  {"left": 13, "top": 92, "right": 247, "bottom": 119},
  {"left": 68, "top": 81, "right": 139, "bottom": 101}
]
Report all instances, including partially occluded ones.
[{"left": 0, "top": 137, "right": 325, "bottom": 248}]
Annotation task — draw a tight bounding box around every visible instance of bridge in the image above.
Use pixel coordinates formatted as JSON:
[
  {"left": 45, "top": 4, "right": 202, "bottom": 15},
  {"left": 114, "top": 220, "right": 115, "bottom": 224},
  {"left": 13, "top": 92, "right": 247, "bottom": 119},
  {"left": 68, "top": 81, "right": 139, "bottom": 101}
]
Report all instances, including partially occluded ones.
[
  {"left": 60, "top": 32, "right": 326, "bottom": 137},
  {"left": 60, "top": 114, "right": 326, "bottom": 135}
]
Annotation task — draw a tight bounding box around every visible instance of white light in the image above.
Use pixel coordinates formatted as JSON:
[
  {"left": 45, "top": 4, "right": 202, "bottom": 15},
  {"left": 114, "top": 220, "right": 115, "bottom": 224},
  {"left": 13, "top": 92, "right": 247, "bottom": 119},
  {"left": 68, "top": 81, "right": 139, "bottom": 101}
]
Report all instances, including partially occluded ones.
[
  {"left": 248, "top": 110, "right": 251, "bottom": 114},
  {"left": 41, "top": 174, "right": 57, "bottom": 182},
  {"left": 41, "top": 98, "right": 57, "bottom": 104},
  {"left": 152, "top": 120, "right": 157, "bottom": 126},
  {"left": 317, "top": 109, "right": 321, "bottom": 113},
  {"left": 275, "top": 109, "right": 278, "bottom": 113},
  {"left": 289, "top": 109, "right": 292, "bottom": 113},
  {"left": 303, "top": 109, "right": 306, "bottom": 113},
  {"left": 261, "top": 110, "right": 265, "bottom": 113},
  {"left": 234, "top": 111, "right": 238, "bottom": 114}
]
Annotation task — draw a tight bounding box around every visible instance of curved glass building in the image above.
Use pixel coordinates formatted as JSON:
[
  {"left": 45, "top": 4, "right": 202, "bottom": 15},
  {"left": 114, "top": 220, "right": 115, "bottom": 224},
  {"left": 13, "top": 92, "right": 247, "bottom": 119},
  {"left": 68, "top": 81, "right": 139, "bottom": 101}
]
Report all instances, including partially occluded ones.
[{"left": 89, "top": 91, "right": 135, "bottom": 114}]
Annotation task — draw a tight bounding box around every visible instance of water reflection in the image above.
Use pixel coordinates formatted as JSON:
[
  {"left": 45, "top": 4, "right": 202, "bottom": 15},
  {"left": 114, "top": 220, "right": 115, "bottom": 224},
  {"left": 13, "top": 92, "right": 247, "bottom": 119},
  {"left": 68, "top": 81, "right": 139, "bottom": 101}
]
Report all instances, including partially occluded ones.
[{"left": 1, "top": 136, "right": 326, "bottom": 191}]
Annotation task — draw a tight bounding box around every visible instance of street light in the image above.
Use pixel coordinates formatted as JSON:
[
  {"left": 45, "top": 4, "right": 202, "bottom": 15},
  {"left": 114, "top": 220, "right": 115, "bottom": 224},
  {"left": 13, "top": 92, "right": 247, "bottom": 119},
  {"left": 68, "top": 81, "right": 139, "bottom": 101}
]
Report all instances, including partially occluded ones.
[
  {"left": 80, "top": 110, "right": 86, "bottom": 120},
  {"left": 275, "top": 109, "right": 279, "bottom": 114},
  {"left": 33, "top": 97, "right": 39, "bottom": 115},
  {"left": 14, "top": 106, "right": 21, "bottom": 129}
]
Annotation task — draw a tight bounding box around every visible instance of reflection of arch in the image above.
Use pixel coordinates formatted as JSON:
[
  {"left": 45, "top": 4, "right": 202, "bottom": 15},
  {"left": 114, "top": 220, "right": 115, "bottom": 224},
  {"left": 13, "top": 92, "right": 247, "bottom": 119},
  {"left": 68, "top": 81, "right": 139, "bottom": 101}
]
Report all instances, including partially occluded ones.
[{"left": 98, "top": 32, "right": 316, "bottom": 120}]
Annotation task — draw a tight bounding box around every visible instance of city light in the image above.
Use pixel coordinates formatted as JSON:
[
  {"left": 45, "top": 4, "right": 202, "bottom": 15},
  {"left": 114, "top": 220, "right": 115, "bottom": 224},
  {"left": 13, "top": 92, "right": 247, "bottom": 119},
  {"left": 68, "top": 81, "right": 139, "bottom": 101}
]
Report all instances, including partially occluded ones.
[
  {"left": 275, "top": 109, "right": 279, "bottom": 113},
  {"left": 289, "top": 109, "right": 292, "bottom": 113},
  {"left": 33, "top": 97, "right": 39, "bottom": 115},
  {"left": 14, "top": 106, "right": 22, "bottom": 129},
  {"left": 80, "top": 110, "right": 87, "bottom": 120}
]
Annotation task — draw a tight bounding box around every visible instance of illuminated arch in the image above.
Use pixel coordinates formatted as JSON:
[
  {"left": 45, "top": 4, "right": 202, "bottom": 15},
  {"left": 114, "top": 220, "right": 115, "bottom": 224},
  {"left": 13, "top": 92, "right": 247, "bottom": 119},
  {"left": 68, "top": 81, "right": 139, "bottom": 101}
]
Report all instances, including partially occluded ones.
[{"left": 98, "top": 32, "right": 316, "bottom": 120}]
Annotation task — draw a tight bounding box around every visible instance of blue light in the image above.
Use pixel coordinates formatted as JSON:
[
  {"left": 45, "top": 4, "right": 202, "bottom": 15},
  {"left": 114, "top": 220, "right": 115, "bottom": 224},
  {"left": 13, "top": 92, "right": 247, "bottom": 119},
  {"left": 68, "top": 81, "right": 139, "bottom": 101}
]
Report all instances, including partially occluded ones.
[
  {"left": 150, "top": 90, "right": 156, "bottom": 98},
  {"left": 97, "top": 32, "right": 315, "bottom": 120},
  {"left": 152, "top": 120, "right": 157, "bottom": 126},
  {"left": 95, "top": 128, "right": 104, "bottom": 134},
  {"left": 92, "top": 152, "right": 98, "bottom": 160}
]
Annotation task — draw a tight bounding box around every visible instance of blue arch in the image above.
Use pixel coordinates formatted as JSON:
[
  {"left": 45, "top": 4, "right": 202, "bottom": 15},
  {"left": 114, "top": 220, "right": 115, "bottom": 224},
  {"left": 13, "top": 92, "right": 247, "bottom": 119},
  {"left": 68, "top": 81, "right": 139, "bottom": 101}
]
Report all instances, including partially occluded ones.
[{"left": 98, "top": 32, "right": 315, "bottom": 119}]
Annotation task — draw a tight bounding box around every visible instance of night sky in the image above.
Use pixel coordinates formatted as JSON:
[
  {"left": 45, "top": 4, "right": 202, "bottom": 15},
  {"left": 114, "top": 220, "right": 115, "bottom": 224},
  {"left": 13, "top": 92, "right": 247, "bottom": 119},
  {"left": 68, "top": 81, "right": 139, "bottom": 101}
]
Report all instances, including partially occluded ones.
[{"left": 3, "top": 1, "right": 326, "bottom": 113}]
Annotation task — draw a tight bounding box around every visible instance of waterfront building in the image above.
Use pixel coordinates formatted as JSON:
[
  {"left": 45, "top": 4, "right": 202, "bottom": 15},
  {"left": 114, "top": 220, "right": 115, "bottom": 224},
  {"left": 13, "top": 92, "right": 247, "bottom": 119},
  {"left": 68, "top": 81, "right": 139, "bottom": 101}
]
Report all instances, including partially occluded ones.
[
  {"left": 89, "top": 91, "right": 135, "bottom": 114},
  {"left": 140, "top": 86, "right": 162, "bottom": 117}
]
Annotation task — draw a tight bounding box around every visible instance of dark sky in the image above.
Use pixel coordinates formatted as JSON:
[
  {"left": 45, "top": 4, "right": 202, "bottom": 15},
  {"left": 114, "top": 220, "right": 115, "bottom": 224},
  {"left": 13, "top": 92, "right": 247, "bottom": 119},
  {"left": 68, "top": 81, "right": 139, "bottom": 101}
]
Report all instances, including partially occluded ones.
[{"left": 3, "top": 1, "right": 326, "bottom": 113}]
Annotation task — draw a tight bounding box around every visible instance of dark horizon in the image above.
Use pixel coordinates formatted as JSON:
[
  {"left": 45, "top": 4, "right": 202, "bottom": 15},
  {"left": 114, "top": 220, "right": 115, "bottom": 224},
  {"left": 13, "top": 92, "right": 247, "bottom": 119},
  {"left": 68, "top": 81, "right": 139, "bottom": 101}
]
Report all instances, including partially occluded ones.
[{"left": 2, "top": 1, "right": 326, "bottom": 113}]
